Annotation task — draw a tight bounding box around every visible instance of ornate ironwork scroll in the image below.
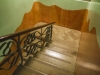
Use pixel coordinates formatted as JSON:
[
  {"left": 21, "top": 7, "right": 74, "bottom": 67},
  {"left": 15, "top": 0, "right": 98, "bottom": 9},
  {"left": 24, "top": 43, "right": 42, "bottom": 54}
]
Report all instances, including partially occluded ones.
[{"left": 0, "top": 22, "right": 54, "bottom": 70}]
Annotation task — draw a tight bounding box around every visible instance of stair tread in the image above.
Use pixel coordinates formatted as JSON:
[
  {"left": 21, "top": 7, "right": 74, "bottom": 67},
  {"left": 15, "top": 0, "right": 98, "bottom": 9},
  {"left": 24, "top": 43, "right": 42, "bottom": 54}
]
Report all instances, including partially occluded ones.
[
  {"left": 45, "top": 48, "right": 73, "bottom": 57},
  {"left": 25, "top": 57, "right": 70, "bottom": 75},
  {"left": 35, "top": 52, "right": 76, "bottom": 72},
  {"left": 44, "top": 46, "right": 77, "bottom": 57},
  {"left": 52, "top": 38, "right": 78, "bottom": 47},
  {"left": 39, "top": 49, "right": 77, "bottom": 63},
  {"left": 50, "top": 40, "right": 78, "bottom": 52},
  {"left": 13, "top": 65, "right": 47, "bottom": 75}
]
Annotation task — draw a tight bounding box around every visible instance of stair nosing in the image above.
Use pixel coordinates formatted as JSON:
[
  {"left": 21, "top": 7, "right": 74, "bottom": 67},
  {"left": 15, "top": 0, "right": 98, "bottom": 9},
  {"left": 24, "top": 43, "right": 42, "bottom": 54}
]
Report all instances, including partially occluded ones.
[
  {"left": 36, "top": 52, "right": 71, "bottom": 64},
  {"left": 44, "top": 47, "right": 73, "bottom": 57},
  {"left": 51, "top": 40, "right": 78, "bottom": 51},
  {"left": 48, "top": 42, "right": 77, "bottom": 52},
  {"left": 41, "top": 49, "right": 76, "bottom": 63}
]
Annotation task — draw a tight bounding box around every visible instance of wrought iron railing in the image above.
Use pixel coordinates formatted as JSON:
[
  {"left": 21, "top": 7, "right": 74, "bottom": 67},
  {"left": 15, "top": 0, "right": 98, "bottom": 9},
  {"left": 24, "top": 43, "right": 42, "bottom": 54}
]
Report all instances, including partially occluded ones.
[{"left": 0, "top": 22, "right": 55, "bottom": 70}]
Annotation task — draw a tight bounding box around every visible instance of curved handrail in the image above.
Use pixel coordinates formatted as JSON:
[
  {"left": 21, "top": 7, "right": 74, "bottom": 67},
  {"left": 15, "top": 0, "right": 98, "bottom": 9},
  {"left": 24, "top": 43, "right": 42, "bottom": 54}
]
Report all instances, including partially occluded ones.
[
  {"left": 0, "top": 22, "right": 55, "bottom": 42},
  {"left": 0, "top": 22, "right": 55, "bottom": 70}
]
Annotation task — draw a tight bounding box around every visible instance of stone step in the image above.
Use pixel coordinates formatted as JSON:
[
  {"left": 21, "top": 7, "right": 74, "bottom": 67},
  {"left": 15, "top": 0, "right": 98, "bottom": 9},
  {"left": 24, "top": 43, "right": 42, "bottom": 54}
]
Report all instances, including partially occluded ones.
[
  {"left": 42, "top": 47, "right": 74, "bottom": 57},
  {"left": 52, "top": 37, "right": 78, "bottom": 47},
  {"left": 34, "top": 52, "right": 75, "bottom": 72},
  {"left": 45, "top": 44, "right": 77, "bottom": 56},
  {"left": 39, "top": 49, "right": 77, "bottom": 64},
  {"left": 49, "top": 40, "right": 79, "bottom": 52},
  {"left": 25, "top": 57, "right": 70, "bottom": 75},
  {"left": 13, "top": 65, "right": 47, "bottom": 75}
]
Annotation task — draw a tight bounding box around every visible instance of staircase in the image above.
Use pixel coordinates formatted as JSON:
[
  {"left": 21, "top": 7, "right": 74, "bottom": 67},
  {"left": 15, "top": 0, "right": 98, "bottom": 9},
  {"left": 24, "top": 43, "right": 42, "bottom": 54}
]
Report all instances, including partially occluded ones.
[{"left": 12, "top": 22, "right": 81, "bottom": 75}]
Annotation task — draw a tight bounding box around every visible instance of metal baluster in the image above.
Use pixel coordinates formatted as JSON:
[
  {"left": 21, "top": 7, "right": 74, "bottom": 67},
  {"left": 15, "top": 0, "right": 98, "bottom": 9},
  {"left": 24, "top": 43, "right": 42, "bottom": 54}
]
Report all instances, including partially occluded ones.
[{"left": 17, "top": 35, "right": 23, "bottom": 65}]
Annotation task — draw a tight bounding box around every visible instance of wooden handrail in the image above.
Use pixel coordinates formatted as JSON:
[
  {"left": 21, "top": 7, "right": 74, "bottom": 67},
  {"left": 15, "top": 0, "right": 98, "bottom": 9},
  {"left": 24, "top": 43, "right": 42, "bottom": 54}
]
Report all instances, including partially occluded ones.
[
  {"left": 0, "top": 22, "right": 54, "bottom": 71},
  {"left": 0, "top": 22, "right": 55, "bottom": 42}
]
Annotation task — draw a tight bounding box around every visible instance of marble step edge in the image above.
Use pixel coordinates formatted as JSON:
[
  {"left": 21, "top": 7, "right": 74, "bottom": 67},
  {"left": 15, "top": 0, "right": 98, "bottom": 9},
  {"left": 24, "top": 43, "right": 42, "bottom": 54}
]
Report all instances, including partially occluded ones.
[
  {"left": 52, "top": 38, "right": 79, "bottom": 46},
  {"left": 45, "top": 47, "right": 78, "bottom": 57},
  {"left": 45, "top": 43, "right": 77, "bottom": 53},
  {"left": 50, "top": 39, "right": 78, "bottom": 47},
  {"left": 13, "top": 64, "right": 47, "bottom": 75},
  {"left": 49, "top": 42, "right": 79, "bottom": 52},
  {"left": 40, "top": 49, "right": 76, "bottom": 61},
  {"left": 43, "top": 47, "right": 74, "bottom": 57},
  {"left": 35, "top": 51, "right": 71, "bottom": 64},
  {"left": 25, "top": 57, "right": 69, "bottom": 73},
  {"left": 36, "top": 51, "right": 77, "bottom": 66},
  {"left": 51, "top": 42, "right": 78, "bottom": 50},
  {"left": 35, "top": 52, "right": 75, "bottom": 66}
]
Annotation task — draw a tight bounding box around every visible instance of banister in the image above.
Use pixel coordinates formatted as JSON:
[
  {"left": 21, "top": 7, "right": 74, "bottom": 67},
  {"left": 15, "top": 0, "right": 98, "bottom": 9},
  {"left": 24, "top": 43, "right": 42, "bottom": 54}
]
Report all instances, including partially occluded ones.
[
  {"left": 0, "top": 22, "right": 55, "bottom": 70},
  {"left": 0, "top": 22, "right": 55, "bottom": 42}
]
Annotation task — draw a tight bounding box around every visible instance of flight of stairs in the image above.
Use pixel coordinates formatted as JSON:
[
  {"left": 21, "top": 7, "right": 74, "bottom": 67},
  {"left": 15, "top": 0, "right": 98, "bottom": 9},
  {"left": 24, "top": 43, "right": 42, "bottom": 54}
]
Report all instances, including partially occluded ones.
[{"left": 13, "top": 23, "right": 81, "bottom": 75}]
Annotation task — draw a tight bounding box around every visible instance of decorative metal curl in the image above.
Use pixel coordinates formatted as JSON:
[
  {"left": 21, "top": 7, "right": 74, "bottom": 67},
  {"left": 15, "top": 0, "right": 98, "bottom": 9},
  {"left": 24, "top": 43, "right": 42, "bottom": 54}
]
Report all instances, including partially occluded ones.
[
  {"left": 0, "top": 39, "right": 20, "bottom": 70},
  {"left": 0, "top": 24, "right": 53, "bottom": 70}
]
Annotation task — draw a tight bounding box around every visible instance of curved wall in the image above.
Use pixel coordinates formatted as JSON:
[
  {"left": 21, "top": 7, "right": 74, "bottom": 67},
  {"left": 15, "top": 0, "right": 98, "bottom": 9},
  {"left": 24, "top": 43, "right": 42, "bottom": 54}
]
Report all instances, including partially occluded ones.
[
  {"left": 1, "top": 0, "right": 100, "bottom": 46},
  {"left": 0, "top": 0, "right": 100, "bottom": 75},
  {"left": 0, "top": 0, "right": 37, "bottom": 36},
  {"left": 0, "top": 0, "right": 93, "bottom": 36},
  {"left": 88, "top": 2, "right": 100, "bottom": 46},
  {"left": 0, "top": 0, "right": 100, "bottom": 60},
  {"left": 0, "top": 0, "right": 90, "bottom": 37}
]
